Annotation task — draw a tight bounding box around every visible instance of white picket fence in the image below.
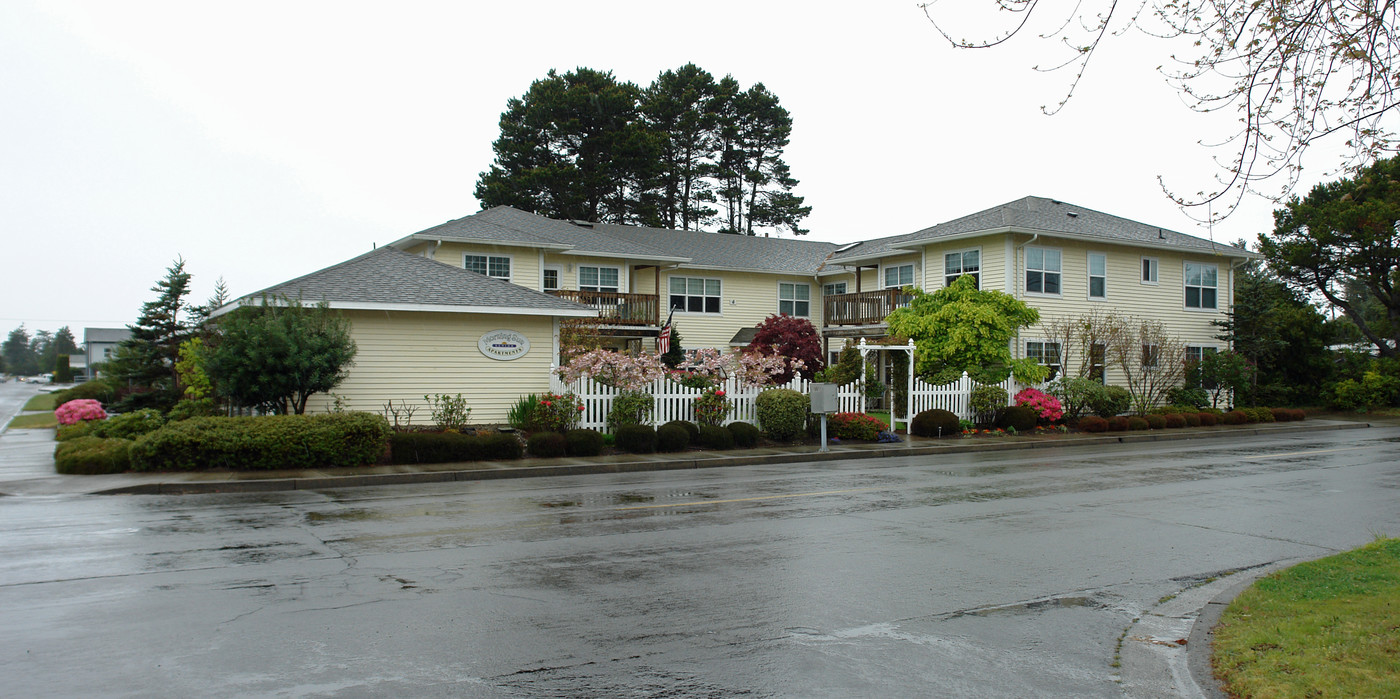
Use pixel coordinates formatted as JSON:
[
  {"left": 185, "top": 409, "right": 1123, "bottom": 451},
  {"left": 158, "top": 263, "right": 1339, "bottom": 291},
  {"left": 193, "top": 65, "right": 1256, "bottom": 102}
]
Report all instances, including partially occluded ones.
[{"left": 550, "top": 369, "right": 1034, "bottom": 432}]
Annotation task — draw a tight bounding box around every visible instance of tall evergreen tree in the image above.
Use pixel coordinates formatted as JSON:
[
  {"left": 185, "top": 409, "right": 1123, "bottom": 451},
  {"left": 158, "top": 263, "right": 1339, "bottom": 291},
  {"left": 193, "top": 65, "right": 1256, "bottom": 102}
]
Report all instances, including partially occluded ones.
[
  {"left": 108, "top": 258, "right": 199, "bottom": 409},
  {"left": 29, "top": 330, "right": 53, "bottom": 372},
  {"left": 1212, "top": 256, "right": 1330, "bottom": 404},
  {"left": 642, "top": 64, "right": 721, "bottom": 230},
  {"left": 3, "top": 325, "right": 37, "bottom": 376},
  {"left": 716, "top": 82, "right": 811, "bottom": 236}
]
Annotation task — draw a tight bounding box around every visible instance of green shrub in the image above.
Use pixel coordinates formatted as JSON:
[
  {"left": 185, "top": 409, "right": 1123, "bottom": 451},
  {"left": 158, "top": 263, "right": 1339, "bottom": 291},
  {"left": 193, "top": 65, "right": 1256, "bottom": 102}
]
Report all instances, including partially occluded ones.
[
  {"left": 1107, "top": 416, "right": 1130, "bottom": 431},
  {"left": 424, "top": 393, "right": 472, "bottom": 431},
  {"left": 480, "top": 433, "right": 523, "bottom": 460},
  {"left": 1327, "top": 370, "right": 1400, "bottom": 412},
  {"left": 167, "top": 398, "right": 219, "bottom": 421},
  {"left": 1223, "top": 410, "right": 1248, "bottom": 425},
  {"left": 1254, "top": 407, "right": 1277, "bottom": 423},
  {"left": 51, "top": 379, "right": 116, "bottom": 406},
  {"left": 1200, "top": 407, "right": 1225, "bottom": 416},
  {"left": 92, "top": 409, "right": 165, "bottom": 440},
  {"left": 1164, "top": 414, "right": 1188, "bottom": 428},
  {"left": 663, "top": 420, "right": 700, "bottom": 443},
  {"left": 54, "top": 436, "right": 132, "bottom": 474},
  {"left": 970, "top": 384, "right": 1008, "bottom": 425},
  {"left": 1144, "top": 414, "right": 1167, "bottom": 429},
  {"left": 1165, "top": 386, "right": 1210, "bottom": 409},
  {"left": 130, "top": 412, "right": 389, "bottom": 471},
  {"left": 656, "top": 424, "right": 691, "bottom": 452},
  {"left": 1127, "top": 416, "right": 1150, "bottom": 430},
  {"left": 615, "top": 425, "right": 657, "bottom": 453},
  {"left": 1239, "top": 408, "right": 1262, "bottom": 423},
  {"left": 910, "top": 409, "right": 960, "bottom": 438},
  {"left": 1047, "top": 377, "right": 1104, "bottom": 420},
  {"left": 508, "top": 394, "right": 542, "bottom": 430},
  {"left": 697, "top": 424, "right": 735, "bottom": 450},
  {"left": 995, "top": 405, "right": 1038, "bottom": 432},
  {"left": 1089, "top": 385, "right": 1133, "bottom": 418},
  {"left": 727, "top": 421, "right": 760, "bottom": 448},
  {"left": 607, "top": 391, "right": 654, "bottom": 432},
  {"left": 528, "top": 432, "right": 567, "bottom": 458},
  {"left": 1077, "top": 416, "right": 1109, "bottom": 433},
  {"left": 55, "top": 421, "right": 100, "bottom": 442},
  {"left": 1198, "top": 412, "right": 1220, "bottom": 427},
  {"left": 755, "top": 388, "right": 809, "bottom": 441},
  {"left": 1183, "top": 412, "right": 1202, "bottom": 427},
  {"left": 566, "top": 428, "right": 605, "bottom": 456},
  {"left": 829, "top": 412, "right": 885, "bottom": 440},
  {"left": 389, "top": 432, "right": 475, "bottom": 464}
]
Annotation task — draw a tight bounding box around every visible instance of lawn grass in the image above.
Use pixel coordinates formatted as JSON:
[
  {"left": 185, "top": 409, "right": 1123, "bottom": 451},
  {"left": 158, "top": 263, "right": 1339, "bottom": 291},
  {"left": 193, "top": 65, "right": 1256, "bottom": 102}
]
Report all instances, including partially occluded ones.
[
  {"left": 8, "top": 412, "right": 58, "bottom": 429},
  {"left": 22, "top": 392, "right": 57, "bottom": 411},
  {"left": 1212, "top": 537, "right": 1400, "bottom": 698}
]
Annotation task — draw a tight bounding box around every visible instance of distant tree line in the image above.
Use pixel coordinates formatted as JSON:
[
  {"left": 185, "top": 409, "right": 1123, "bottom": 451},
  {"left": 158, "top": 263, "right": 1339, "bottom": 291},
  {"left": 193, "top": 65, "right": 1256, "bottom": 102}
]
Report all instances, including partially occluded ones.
[
  {"left": 2, "top": 325, "right": 79, "bottom": 377},
  {"left": 475, "top": 64, "right": 812, "bottom": 237}
]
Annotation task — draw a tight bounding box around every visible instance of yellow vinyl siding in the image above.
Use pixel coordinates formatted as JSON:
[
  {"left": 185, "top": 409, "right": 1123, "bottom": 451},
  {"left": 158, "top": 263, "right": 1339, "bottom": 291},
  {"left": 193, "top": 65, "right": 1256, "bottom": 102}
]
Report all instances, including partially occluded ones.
[
  {"left": 429, "top": 242, "right": 540, "bottom": 289},
  {"left": 540, "top": 254, "right": 635, "bottom": 293},
  {"left": 657, "top": 270, "right": 823, "bottom": 350},
  {"left": 918, "top": 235, "right": 1007, "bottom": 292},
  {"left": 303, "top": 310, "right": 557, "bottom": 424}
]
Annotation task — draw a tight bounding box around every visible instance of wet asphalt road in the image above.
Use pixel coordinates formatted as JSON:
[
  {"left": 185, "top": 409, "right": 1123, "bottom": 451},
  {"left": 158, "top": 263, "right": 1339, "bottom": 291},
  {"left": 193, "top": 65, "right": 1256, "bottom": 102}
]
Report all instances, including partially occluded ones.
[{"left": 2, "top": 426, "right": 1398, "bottom": 698}]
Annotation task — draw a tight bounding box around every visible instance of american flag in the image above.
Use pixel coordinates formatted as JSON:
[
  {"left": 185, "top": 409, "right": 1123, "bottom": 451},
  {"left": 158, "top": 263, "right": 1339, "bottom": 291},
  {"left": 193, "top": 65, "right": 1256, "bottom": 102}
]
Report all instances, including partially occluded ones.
[{"left": 658, "top": 307, "right": 675, "bottom": 354}]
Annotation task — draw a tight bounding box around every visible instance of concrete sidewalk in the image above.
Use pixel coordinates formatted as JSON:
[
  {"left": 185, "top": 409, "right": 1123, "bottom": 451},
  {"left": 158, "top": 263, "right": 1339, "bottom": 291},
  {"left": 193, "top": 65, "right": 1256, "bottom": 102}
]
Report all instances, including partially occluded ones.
[{"left": 0, "top": 417, "right": 1373, "bottom": 497}]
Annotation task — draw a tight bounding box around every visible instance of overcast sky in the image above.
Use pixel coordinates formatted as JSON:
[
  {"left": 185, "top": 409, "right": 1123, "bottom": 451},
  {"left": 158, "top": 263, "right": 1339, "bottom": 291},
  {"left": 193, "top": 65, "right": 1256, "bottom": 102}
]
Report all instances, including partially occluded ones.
[{"left": 2, "top": 1, "right": 1341, "bottom": 339}]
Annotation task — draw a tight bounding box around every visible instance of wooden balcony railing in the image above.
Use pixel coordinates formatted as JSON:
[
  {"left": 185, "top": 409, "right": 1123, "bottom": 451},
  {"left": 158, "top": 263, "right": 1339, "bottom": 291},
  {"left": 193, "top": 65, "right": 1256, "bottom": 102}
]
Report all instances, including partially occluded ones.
[
  {"left": 549, "top": 290, "right": 659, "bottom": 327},
  {"left": 822, "top": 289, "right": 913, "bottom": 326}
]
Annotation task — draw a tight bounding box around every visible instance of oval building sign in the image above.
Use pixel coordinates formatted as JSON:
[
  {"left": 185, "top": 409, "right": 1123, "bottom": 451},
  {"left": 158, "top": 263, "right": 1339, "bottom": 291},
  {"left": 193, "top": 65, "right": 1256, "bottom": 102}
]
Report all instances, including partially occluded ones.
[{"left": 478, "top": 329, "right": 530, "bottom": 361}]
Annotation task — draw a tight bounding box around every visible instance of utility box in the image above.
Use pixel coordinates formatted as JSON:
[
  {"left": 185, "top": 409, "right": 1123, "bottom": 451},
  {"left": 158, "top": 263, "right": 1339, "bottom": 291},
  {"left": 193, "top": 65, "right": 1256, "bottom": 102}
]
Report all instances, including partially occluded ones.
[{"left": 810, "top": 383, "right": 838, "bottom": 414}]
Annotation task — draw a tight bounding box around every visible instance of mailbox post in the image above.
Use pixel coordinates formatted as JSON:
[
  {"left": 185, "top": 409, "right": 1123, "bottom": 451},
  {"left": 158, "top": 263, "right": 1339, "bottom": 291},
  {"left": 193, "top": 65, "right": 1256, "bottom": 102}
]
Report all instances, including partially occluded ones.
[{"left": 810, "top": 383, "right": 838, "bottom": 452}]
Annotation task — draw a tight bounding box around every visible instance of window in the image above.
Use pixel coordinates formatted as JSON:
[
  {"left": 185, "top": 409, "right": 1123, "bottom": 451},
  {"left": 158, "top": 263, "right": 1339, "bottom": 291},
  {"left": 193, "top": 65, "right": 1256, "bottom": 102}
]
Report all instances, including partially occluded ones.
[
  {"left": 578, "top": 266, "right": 620, "bottom": 294},
  {"left": 884, "top": 264, "right": 914, "bottom": 289},
  {"left": 1184, "top": 262, "right": 1218, "bottom": 309},
  {"left": 1026, "top": 340, "right": 1062, "bottom": 380},
  {"left": 1088, "top": 342, "right": 1106, "bottom": 383},
  {"left": 822, "top": 281, "right": 847, "bottom": 297},
  {"left": 464, "top": 254, "right": 510, "bottom": 281},
  {"left": 1142, "top": 257, "right": 1159, "bottom": 284},
  {"left": 542, "top": 268, "right": 560, "bottom": 292},
  {"left": 779, "top": 282, "right": 810, "bottom": 317},
  {"left": 1088, "top": 252, "right": 1107, "bottom": 299},
  {"left": 670, "top": 276, "right": 721, "bottom": 313},
  {"left": 944, "top": 249, "right": 980, "bottom": 288},
  {"left": 1026, "top": 247, "right": 1062, "bottom": 294},
  {"left": 1186, "top": 345, "right": 1219, "bottom": 389},
  {"left": 1141, "top": 343, "right": 1160, "bottom": 370}
]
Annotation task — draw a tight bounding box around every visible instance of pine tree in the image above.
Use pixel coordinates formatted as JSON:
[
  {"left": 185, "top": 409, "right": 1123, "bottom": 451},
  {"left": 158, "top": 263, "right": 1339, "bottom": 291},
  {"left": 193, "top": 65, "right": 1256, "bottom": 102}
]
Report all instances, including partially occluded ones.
[
  {"left": 108, "top": 258, "right": 199, "bottom": 410},
  {"left": 642, "top": 64, "right": 721, "bottom": 230}
]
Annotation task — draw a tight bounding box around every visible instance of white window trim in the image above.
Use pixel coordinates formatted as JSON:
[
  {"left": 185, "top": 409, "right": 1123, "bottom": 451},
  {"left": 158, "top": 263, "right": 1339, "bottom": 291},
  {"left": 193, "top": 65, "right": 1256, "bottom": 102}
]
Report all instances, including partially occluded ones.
[
  {"left": 882, "top": 262, "right": 916, "bottom": 289},
  {"left": 668, "top": 275, "right": 723, "bottom": 315},
  {"left": 577, "top": 265, "right": 622, "bottom": 293},
  {"left": 1183, "top": 261, "right": 1220, "bottom": 312},
  {"left": 943, "top": 247, "right": 982, "bottom": 288},
  {"left": 1024, "top": 246, "right": 1063, "bottom": 297},
  {"left": 777, "top": 281, "right": 812, "bottom": 317},
  {"left": 1141, "top": 256, "right": 1160, "bottom": 285},
  {"left": 463, "top": 253, "right": 513, "bottom": 282},
  {"left": 1087, "top": 251, "right": 1108, "bottom": 301},
  {"left": 822, "top": 281, "right": 848, "bottom": 297},
  {"left": 1025, "top": 338, "right": 1063, "bottom": 379},
  {"left": 542, "top": 265, "right": 562, "bottom": 292}
]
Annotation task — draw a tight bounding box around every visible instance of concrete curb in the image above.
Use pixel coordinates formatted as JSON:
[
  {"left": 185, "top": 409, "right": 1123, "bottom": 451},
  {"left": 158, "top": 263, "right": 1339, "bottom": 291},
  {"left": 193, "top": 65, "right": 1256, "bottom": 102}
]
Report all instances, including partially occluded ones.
[{"left": 89, "top": 420, "right": 1367, "bottom": 496}]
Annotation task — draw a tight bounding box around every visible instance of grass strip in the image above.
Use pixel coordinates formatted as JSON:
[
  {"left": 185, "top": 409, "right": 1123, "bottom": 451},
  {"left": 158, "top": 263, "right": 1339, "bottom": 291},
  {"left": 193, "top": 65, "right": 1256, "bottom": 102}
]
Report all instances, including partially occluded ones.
[
  {"left": 22, "top": 393, "right": 57, "bottom": 411},
  {"left": 1212, "top": 537, "right": 1400, "bottom": 698},
  {"left": 8, "top": 412, "right": 58, "bottom": 429}
]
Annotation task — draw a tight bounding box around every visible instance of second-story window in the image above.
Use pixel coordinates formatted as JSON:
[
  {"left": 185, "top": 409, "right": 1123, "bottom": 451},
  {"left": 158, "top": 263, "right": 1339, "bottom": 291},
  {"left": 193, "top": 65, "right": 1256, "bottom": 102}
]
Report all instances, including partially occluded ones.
[
  {"left": 779, "top": 282, "right": 811, "bottom": 317},
  {"left": 464, "top": 254, "right": 510, "bottom": 281},
  {"left": 822, "top": 281, "right": 847, "bottom": 297},
  {"left": 670, "top": 276, "right": 721, "bottom": 313},
  {"left": 1026, "top": 247, "right": 1061, "bottom": 294},
  {"left": 944, "top": 250, "right": 980, "bottom": 288},
  {"left": 578, "top": 266, "right": 619, "bottom": 294},
  {"left": 542, "top": 268, "right": 560, "bottom": 292},
  {"left": 1142, "top": 257, "right": 1159, "bottom": 284},
  {"left": 884, "top": 264, "right": 914, "bottom": 289},
  {"left": 1088, "top": 252, "right": 1107, "bottom": 299},
  {"left": 1184, "top": 262, "right": 1218, "bottom": 309}
]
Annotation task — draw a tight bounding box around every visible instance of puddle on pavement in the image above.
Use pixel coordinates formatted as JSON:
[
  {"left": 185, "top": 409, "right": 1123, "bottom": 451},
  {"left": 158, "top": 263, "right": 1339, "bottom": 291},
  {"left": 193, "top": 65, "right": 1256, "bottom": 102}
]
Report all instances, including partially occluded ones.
[
  {"left": 952, "top": 595, "right": 1098, "bottom": 618},
  {"left": 306, "top": 508, "right": 383, "bottom": 522},
  {"left": 615, "top": 493, "right": 654, "bottom": 504},
  {"left": 539, "top": 500, "right": 580, "bottom": 508}
]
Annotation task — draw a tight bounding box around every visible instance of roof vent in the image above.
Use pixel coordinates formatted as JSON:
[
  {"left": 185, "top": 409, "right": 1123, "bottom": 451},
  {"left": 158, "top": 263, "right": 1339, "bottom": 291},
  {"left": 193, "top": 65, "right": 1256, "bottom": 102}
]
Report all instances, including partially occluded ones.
[
  {"left": 1066, "top": 212, "right": 1078, "bottom": 218},
  {"left": 570, "top": 220, "right": 595, "bottom": 229},
  {"left": 835, "top": 241, "right": 862, "bottom": 253}
]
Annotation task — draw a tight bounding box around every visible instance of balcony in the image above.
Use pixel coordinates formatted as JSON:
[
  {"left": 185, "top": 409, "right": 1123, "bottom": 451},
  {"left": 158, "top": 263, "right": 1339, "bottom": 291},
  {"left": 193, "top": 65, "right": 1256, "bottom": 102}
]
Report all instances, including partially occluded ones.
[
  {"left": 822, "top": 289, "right": 912, "bottom": 327},
  {"left": 549, "top": 290, "right": 659, "bottom": 327}
]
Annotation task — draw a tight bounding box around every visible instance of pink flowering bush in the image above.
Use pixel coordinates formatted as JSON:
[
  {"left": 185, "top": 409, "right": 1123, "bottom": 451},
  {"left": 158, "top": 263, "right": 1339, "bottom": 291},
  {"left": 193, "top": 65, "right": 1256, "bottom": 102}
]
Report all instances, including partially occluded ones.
[
  {"left": 556, "top": 350, "right": 666, "bottom": 391},
  {"left": 694, "top": 388, "right": 730, "bottom": 426},
  {"left": 55, "top": 399, "right": 107, "bottom": 426},
  {"left": 533, "top": 393, "right": 584, "bottom": 433},
  {"left": 828, "top": 412, "right": 886, "bottom": 441},
  {"left": 1014, "top": 388, "right": 1063, "bottom": 423}
]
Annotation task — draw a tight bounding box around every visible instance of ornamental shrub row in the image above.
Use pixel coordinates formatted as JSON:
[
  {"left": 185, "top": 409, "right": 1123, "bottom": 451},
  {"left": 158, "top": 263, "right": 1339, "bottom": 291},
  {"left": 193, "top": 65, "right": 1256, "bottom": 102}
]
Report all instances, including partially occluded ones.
[
  {"left": 389, "top": 430, "right": 522, "bottom": 464},
  {"left": 131, "top": 413, "right": 392, "bottom": 471}
]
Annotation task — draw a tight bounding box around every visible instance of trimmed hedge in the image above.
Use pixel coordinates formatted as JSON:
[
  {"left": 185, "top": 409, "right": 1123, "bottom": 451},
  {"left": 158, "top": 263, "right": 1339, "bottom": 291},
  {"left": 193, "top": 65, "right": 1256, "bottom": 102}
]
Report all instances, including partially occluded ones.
[
  {"left": 1183, "top": 412, "right": 1202, "bottom": 427},
  {"left": 996, "top": 405, "right": 1039, "bottom": 432},
  {"left": 55, "top": 421, "right": 100, "bottom": 442},
  {"left": 92, "top": 409, "right": 165, "bottom": 440},
  {"left": 662, "top": 420, "right": 700, "bottom": 443},
  {"left": 528, "top": 432, "right": 567, "bottom": 458},
  {"left": 1144, "top": 414, "right": 1167, "bottom": 430},
  {"left": 1127, "top": 416, "right": 1150, "bottom": 431},
  {"left": 566, "top": 429, "right": 604, "bottom": 456},
  {"left": 130, "top": 412, "right": 391, "bottom": 471},
  {"left": 727, "top": 421, "right": 760, "bottom": 448},
  {"left": 829, "top": 412, "right": 885, "bottom": 441},
  {"left": 1223, "top": 410, "right": 1249, "bottom": 425},
  {"left": 911, "top": 409, "right": 960, "bottom": 438},
  {"left": 1077, "top": 416, "right": 1109, "bottom": 433},
  {"left": 656, "top": 424, "right": 691, "bottom": 453},
  {"left": 755, "top": 389, "right": 809, "bottom": 441},
  {"left": 615, "top": 425, "right": 657, "bottom": 454},
  {"left": 1108, "top": 416, "right": 1131, "bottom": 432},
  {"left": 1163, "top": 413, "right": 1188, "bottom": 429},
  {"left": 697, "top": 424, "right": 735, "bottom": 450},
  {"left": 55, "top": 436, "right": 132, "bottom": 474},
  {"left": 389, "top": 431, "right": 523, "bottom": 464},
  {"left": 1198, "top": 412, "right": 1220, "bottom": 427}
]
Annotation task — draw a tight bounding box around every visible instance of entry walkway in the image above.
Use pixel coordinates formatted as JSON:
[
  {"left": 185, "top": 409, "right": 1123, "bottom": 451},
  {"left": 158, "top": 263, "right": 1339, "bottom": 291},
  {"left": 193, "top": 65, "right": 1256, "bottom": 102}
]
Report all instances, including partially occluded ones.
[{"left": 0, "top": 418, "right": 1373, "bottom": 497}]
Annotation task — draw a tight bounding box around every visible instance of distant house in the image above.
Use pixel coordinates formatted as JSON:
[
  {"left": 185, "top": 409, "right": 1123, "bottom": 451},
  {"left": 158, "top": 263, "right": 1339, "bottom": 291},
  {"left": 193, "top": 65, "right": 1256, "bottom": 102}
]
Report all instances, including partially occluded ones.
[
  {"left": 83, "top": 327, "right": 131, "bottom": 381},
  {"left": 227, "top": 196, "right": 1255, "bottom": 422}
]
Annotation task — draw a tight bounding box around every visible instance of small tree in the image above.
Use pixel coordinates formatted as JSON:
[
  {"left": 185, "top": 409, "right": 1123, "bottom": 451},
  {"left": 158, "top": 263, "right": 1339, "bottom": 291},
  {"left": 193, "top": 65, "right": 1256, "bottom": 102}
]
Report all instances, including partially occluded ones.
[
  {"left": 1109, "top": 318, "right": 1187, "bottom": 414},
  {"left": 746, "top": 314, "right": 822, "bottom": 384},
  {"left": 108, "top": 258, "right": 201, "bottom": 411},
  {"left": 1190, "top": 350, "right": 1257, "bottom": 409},
  {"left": 886, "top": 274, "right": 1045, "bottom": 384},
  {"left": 660, "top": 327, "right": 686, "bottom": 368},
  {"left": 204, "top": 296, "right": 357, "bottom": 415}
]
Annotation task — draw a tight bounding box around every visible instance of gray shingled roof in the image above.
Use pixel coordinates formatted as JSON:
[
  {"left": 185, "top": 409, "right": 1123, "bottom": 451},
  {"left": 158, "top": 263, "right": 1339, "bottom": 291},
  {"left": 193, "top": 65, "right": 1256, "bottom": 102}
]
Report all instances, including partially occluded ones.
[
  {"left": 395, "top": 206, "right": 687, "bottom": 261},
  {"left": 83, "top": 328, "right": 131, "bottom": 343},
  {"left": 220, "top": 246, "right": 594, "bottom": 316},
  {"left": 595, "top": 223, "right": 839, "bottom": 274},
  {"left": 830, "top": 196, "right": 1249, "bottom": 264}
]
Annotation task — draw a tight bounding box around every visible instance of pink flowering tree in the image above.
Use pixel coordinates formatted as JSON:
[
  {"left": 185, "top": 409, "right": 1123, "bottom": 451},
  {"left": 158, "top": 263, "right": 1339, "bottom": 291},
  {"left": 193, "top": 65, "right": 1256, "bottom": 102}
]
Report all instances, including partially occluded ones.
[
  {"left": 1014, "top": 387, "right": 1064, "bottom": 423},
  {"left": 55, "top": 399, "right": 107, "bottom": 426},
  {"left": 676, "top": 348, "right": 805, "bottom": 390},
  {"left": 556, "top": 350, "right": 666, "bottom": 391}
]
